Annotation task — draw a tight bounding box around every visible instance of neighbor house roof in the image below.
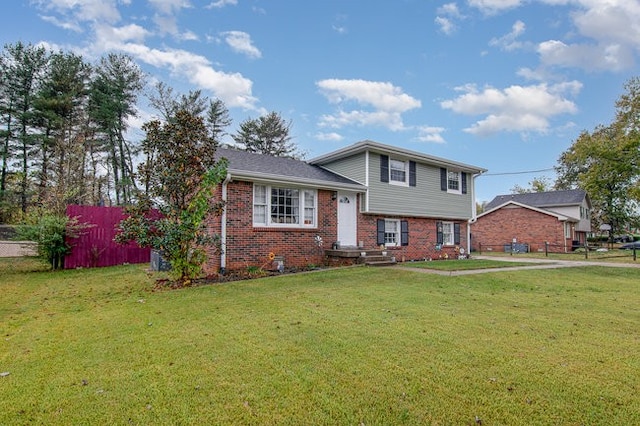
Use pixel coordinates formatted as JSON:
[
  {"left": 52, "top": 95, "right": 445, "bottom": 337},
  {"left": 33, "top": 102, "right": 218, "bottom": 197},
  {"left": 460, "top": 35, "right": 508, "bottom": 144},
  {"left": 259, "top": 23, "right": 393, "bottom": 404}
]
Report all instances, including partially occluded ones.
[
  {"left": 309, "top": 139, "right": 487, "bottom": 174},
  {"left": 216, "top": 147, "right": 366, "bottom": 191},
  {"left": 484, "top": 189, "right": 589, "bottom": 211}
]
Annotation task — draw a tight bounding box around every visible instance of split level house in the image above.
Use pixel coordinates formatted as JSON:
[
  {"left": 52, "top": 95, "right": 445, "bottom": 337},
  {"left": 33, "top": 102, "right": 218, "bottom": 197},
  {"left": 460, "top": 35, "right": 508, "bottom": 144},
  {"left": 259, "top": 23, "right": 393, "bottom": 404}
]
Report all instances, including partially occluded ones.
[
  {"left": 470, "top": 189, "right": 592, "bottom": 253},
  {"left": 204, "top": 140, "right": 486, "bottom": 274}
]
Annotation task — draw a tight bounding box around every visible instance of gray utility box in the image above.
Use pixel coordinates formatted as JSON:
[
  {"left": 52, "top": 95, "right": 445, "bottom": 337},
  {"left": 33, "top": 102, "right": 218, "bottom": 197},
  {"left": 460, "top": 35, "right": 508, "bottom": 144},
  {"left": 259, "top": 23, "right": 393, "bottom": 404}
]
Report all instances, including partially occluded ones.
[{"left": 150, "top": 250, "right": 172, "bottom": 271}]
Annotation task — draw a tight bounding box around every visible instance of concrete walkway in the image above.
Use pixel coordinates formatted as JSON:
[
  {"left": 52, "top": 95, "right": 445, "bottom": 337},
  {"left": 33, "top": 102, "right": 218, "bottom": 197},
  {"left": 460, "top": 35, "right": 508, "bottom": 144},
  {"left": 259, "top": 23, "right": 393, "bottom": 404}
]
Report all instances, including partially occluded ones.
[{"left": 394, "top": 255, "right": 640, "bottom": 276}]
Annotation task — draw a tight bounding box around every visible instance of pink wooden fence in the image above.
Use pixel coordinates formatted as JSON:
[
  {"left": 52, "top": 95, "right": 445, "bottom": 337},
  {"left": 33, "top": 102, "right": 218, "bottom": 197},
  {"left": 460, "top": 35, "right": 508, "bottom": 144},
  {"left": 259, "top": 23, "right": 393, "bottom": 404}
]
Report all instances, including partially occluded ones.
[{"left": 65, "top": 205, "right": 151, "bottom": 269}]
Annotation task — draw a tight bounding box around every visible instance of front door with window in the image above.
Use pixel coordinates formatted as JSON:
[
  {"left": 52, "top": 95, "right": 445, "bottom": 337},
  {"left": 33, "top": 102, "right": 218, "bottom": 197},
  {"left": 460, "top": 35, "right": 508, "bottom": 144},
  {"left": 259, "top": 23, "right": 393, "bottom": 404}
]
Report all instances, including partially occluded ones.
[{"left": 337, "top": 191, "right": 357, "bottom": 247}]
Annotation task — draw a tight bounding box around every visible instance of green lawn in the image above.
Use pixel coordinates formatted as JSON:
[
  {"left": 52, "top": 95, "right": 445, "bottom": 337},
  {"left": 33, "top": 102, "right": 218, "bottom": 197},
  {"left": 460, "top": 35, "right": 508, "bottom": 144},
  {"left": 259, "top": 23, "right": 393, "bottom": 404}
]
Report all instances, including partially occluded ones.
[
  {"left": 1, "top": 258, "right": 639, "bottom": 425},
  {"left": 397, "top": 258, "right": 544, "bottom": 271}
]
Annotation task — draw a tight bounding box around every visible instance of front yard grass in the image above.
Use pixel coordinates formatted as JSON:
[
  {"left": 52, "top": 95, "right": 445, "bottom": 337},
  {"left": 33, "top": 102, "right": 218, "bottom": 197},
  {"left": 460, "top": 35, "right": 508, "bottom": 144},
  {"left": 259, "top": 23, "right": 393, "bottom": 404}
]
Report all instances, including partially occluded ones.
[
  {"left": 397, "top": 258, "right": 543, "bottom": 271},
  {"left": 1, "top": 258, "right": 638, "bottom": 425}
]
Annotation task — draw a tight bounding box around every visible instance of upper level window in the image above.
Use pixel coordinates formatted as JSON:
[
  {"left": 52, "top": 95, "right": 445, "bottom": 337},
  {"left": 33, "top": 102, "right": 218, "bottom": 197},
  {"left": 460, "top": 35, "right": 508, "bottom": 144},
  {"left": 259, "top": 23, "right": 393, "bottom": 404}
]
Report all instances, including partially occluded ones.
[
  {"left": 389, "top": 159, "right": 407, "bottom": 184},
  {"left": 447, "top": 171, "right": 461, "bottom": 194},
  {"left": 380, "top": 155, "right": 416, "bottom": 187},
  {"left": 440, "top": 168, "right": 466, "bottom": 195},
  {"left": 253, "top": 185, "right": 316, "bottom": 227}
]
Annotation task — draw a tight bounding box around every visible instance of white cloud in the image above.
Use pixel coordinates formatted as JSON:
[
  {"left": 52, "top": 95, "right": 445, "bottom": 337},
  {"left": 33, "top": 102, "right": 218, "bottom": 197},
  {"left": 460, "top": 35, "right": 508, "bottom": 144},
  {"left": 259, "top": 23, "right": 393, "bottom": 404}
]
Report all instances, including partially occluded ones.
[
  {"left": 435, "top": 17, "right": 456, "bottom": 35},
  {"left": 315, "top": 132, "right": 344, "bottom": 142},
  {"left": 435, "top": 2, "right": 463, "bottom": 35},
  {"left": 118, "top": 43, "right": 258, "bottom": 109},
  {"left": 536, "top": 0, "right": 639, "bottom": 72},
  {"left": 437, "top": 3, "right": 462, "bottom": 17},
  {"left": 34, "top": 0, "right": 122, "bottom": 24},
  {"left": 148, "top": 0, "right": 194, "bottom": 39},
  {"left": 332, "top": 14, "right": 348, "bottom": 34},
  {"left": 206, "top": 0, "right": 237, "bottom": 9},
  {"left": 318, "top": 110, "right": 407, "bottom": 131},
  {"left": 318, "top": 79, "right": 421, "bottom": 113},
  {"left": 220, "top": 31, "right": 262, "bottom": 59},
  {"left": 31, "top": 0, "right": 260, "bottom": 111},
  {"left": 440, "top": 82, "right": 581, "bottom": 136},
  {"left": 416, "top": 126, "right": 446, "bottom": 144},
  {"left": 468, "top": 0, "right": 523, "bottom": 14},
  {"left": 39, "top": 15, "right": 83, "bottom": 32},
  {"left": 571, "top": 0, "right": 640, "bottom": 47},
  {"left": 316, "top": 79, "right": 421, "bottom": 131},
  {"left": 537, "top": 40, "right": 634, "bottom": 72},
  {"left": 148, "top": 0, "right": 191, "bottom": 15},
  {"left": 94, "top": 23, "right": 149, "bottom": 45},
  {"left": 178, "top": 30, "right": 199, "bottom": 42},
  {"left": 489, "top": 20, "right": 527, "bottom": 51}
]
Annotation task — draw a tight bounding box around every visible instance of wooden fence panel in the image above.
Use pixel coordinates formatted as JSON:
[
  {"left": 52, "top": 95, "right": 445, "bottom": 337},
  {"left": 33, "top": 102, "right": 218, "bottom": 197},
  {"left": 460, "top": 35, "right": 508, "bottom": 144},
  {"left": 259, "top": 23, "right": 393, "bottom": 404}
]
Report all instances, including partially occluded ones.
[{"left": 65, "top": 205, "right": 150, "bottom": 269}]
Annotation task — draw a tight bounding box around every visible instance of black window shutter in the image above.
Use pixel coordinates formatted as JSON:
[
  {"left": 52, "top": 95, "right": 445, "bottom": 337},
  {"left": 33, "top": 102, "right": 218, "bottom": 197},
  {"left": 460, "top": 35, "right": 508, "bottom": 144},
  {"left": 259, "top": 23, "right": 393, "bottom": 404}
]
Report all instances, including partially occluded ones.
[
  {"left": 380, "top": 155, "right": 389, "bottom": 183},
  {"left": 436, "top": 221, "right": 443, "bottom": 244},
  {"left": 409, "top": 161, "right": 416, "bottom": 187},
  {"left": 377, "top": 219, "right": 385, "bottom": 245},
  {"left": 454, "top": 223, "right": 461, "bottom": 245},
  {"left": 461, "top": 172, "right": 467, "bottom": 194},
  {"left": 440, "top": 168, "right": 447, "bottom": 191},
  {"left": 401, "top": 220, "right": 409, "bottom": 246}
]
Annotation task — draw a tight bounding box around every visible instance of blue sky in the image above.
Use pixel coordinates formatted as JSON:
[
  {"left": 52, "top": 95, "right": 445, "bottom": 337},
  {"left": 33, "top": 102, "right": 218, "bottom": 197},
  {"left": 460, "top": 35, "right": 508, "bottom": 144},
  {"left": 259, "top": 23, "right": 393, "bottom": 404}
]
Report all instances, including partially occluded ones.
[{"left": 2, "top": 0, "right": 639, "bottom": 202}]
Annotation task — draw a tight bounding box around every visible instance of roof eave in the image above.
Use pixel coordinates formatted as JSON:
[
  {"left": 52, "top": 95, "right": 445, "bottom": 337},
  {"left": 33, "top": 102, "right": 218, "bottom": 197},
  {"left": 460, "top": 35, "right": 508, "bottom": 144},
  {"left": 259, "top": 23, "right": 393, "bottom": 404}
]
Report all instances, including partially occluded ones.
[
  {"left": 228, "top": 169, "right": 367, "bottom": 192},
  {"left": 310, "top": 140, "right": 487, "bottom": 174}
]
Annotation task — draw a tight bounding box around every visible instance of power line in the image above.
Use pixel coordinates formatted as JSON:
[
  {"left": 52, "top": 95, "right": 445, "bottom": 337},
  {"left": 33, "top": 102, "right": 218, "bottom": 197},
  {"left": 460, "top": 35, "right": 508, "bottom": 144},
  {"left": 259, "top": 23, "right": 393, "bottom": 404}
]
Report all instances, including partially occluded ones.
[{"left": 480, "top": 167, "right": 555, "bottom": 177}]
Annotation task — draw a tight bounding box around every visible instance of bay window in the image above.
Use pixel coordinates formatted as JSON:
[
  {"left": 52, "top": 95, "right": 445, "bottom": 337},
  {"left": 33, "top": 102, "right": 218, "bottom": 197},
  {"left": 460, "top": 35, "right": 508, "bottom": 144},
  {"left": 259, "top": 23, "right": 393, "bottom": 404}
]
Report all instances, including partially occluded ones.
[{"left": 253, "top": 184, "right": 317, "bottom": 227}]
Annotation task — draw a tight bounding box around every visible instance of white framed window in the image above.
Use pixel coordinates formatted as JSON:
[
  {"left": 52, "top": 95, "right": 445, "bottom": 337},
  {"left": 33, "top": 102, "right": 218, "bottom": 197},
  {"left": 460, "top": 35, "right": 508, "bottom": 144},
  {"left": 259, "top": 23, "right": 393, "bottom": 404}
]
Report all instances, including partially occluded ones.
[
  {"left": 384, "top": 219, "right": 400, "bottom": 246},
  {"left": 253, "top": 184, "right": 317, "bottom": 227},
  {"left": 447, "top": 171, "right": 461, "bottom": 194},
  {"left": 442, "top": 222, "right": 455, "bottom": 245},
  {"left": 389, "top": 159, "right": 408, "bottom": 185}
]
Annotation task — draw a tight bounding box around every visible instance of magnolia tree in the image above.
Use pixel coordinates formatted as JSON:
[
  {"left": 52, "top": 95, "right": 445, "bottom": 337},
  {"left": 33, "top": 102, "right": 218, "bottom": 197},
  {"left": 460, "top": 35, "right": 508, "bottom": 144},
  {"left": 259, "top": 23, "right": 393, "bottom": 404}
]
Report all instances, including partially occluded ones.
[{"left": 116, "top": 110, "right": 227, "bottom": 285}]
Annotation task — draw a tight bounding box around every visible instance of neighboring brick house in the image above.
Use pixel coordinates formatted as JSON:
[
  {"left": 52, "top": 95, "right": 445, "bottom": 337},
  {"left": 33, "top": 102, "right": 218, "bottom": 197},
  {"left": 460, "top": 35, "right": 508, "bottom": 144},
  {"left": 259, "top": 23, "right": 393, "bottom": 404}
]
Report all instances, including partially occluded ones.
[
  {"left": 205, "top": 140, "right": 486, "bottom": 274},
  {"left": 471, "top": 189, "right": 592, "bottom": 253}
]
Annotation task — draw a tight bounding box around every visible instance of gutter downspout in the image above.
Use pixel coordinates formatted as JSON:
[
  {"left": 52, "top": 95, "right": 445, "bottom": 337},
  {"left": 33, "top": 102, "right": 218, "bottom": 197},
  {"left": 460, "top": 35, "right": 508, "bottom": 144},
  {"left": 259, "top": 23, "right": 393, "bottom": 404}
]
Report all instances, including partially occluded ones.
[
  {"left": 220, "top": 173, "right": 232, "bottom": 274},
  {"left": 467, "top": 171, "right": 484, "bottom": 255}
]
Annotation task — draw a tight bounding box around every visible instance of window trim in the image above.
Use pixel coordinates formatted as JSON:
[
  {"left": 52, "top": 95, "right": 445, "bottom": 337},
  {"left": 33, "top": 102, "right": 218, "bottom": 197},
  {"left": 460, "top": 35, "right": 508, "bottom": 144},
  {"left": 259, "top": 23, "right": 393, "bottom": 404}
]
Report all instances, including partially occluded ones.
[
  {"left": 436, "top": 220, "right": 461, "bottom": 246},
  {"left": 389, "top": 159, "right": 409, "bottom": 186},
  {"left": 384, "top": 219, "right": 401, "bottom": 246},
  {"left": 377, "top": 218, "right": 409, "bottom": 247},
  {"left": 442, "top": 221, "right": 455, "bottom": 245},
  {"left": 253, "top": 184, "right": 317, "bottom": 228},
  {"left": 447, "top": 171, "right": 461, "bottom": 194},
  {"left": 380, "top": 154, "right": 416, "bottom": 187},
  {"left": 440, "top": 168, "right": 467, "bottom": 195}
]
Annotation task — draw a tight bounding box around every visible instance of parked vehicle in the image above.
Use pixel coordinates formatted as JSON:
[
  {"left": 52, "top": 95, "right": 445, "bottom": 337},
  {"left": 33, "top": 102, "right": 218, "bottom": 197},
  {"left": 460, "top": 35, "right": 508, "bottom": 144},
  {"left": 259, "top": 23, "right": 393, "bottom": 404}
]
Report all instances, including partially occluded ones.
[
  {"left": 619, "top": 241, "right": 640, "bottom": 250},
  {"left": 613, "top": 234, "right": 635, "bottom": 243}
]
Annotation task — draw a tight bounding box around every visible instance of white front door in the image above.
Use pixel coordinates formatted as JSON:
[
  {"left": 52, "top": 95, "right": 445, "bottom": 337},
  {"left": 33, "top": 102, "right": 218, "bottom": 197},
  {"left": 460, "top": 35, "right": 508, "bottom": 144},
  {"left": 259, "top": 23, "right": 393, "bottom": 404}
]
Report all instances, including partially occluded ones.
[{"left": 337, "top": 191, "right": 357, "bottom": 247}]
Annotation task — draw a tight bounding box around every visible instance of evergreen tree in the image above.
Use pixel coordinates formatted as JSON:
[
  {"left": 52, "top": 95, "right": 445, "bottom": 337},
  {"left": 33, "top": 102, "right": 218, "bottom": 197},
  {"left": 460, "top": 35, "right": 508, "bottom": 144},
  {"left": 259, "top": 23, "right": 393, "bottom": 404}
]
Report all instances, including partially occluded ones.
[
  {"left": 89, "top": 53, "right": 144, "bottom": 205},
  {"left": 233, "top": 111, "right": 302, "bottom": 158}
]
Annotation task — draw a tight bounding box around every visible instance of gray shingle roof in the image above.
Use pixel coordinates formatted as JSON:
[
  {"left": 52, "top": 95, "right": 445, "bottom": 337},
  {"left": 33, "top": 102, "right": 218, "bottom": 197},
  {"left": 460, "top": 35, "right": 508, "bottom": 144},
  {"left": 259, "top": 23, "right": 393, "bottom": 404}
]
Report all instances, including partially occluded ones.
[
  {"left": 215, "top": 147, "right": 365, "bottom": 189},
  {"left": 485, "top": 189, "right": 588, "bottom": 211}
]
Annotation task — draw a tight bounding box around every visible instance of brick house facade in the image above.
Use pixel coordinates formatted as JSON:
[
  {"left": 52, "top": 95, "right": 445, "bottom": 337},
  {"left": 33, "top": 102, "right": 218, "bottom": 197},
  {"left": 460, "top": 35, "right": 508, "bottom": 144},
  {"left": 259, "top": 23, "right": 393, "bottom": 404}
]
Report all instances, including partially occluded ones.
[
  {"left": 204, "top": 181, "right": 337, "bottom": 274},
  {"left": 204, "top": 142, "right": 485, "bottom": 274},
  {"left": 471, "top": 190, "right": 591, "bottom": 253},
  {"left": 357, "top": 214, "right": 469, "bottom": 261},
  {"left": 471, "top": 204, "right": 572, "bottom": 253}
]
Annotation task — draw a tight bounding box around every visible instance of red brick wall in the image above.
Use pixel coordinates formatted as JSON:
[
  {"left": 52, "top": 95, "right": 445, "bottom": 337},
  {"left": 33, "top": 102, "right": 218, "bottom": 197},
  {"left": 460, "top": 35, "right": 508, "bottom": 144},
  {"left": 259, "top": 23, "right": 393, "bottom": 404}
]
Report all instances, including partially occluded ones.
[
  {"left": 471, "top": 206, "right": 569, "bottom": 252},
  {"left": 203, "top": 180, "right": 336, "bottom": 274},
  {"left": 358, "top": 213, "right": 468, "bottom": 261}
]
